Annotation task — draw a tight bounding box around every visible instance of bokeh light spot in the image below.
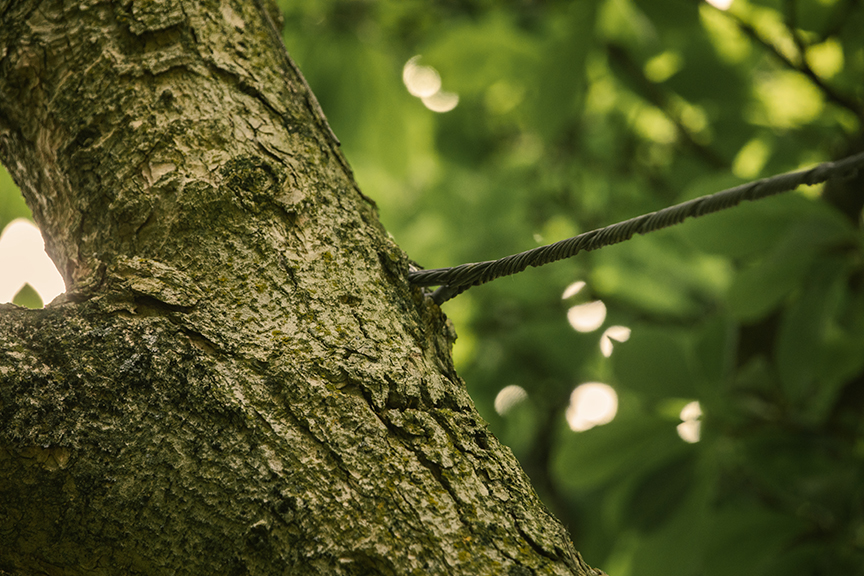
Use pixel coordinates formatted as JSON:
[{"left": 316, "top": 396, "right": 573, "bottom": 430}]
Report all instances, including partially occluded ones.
[
  {"left": 494, "top": 385, "right": 528, "bottom": 416},
  {"left": 566, "top": 383, "right": 618, "bottom": 432},
  {"left": 561, "top": 281, "right": 586, "bottom": 300},
  {"left": 402, "top": 56, "right": 441, "bottom": 98},
  {"left": 567, "top": 300, "right": 606, "bottom": 332},
  {"left": 422, "top": 91, "right": 459, "bottom": 113},
  {"left": 600, "top": 325, "right": 631, "bottom": 357},
  {"left": 403, "top": 56, "right": 459, "bottom": 113},
  {"left": 677, "top": 400, "right": 702, "bottom": 443}
]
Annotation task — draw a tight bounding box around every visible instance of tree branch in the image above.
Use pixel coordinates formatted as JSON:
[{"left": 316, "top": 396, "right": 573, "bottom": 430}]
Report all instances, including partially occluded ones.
[
  {"left": 605, "top": 43, "right": 728, "bottom": 170},
  {"left": 723, "top": 8, "right": 864, "bottom": 124}
]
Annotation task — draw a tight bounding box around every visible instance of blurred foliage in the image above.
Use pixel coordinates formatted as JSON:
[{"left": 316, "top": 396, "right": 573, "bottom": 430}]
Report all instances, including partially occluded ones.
[
  {"left": 0, "top": 164, "right": 31, "bottom": 231},
  {"left": 2, "top": 0, "right": 864, "bottom": 572}
]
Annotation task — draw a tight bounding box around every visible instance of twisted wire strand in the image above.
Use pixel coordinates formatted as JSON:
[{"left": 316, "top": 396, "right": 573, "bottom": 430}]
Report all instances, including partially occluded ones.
[{"left": 409, "top": 152, "right": 864, "bottom": 304}]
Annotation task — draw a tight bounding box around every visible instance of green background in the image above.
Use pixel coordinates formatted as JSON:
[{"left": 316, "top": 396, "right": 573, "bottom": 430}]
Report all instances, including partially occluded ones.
[{"left": 3, "top": 0, "right": 864, "bottom": 572}]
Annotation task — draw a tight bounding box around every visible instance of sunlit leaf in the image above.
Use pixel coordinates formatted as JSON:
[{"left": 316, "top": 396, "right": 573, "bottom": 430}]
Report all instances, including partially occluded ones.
[{"left": 751, "top": 71, "right": 825, "bottom": 129}]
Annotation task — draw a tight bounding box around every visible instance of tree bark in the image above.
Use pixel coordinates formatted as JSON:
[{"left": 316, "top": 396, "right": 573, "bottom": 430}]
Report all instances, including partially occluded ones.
[{"left": 0, "top": 0, "right": 599, "bottom": 574}]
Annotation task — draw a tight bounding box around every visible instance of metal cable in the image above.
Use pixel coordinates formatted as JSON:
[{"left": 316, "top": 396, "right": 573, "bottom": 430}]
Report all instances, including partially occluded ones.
[{"left": 408, "top": 152, "right": 864, "bottom": 304}]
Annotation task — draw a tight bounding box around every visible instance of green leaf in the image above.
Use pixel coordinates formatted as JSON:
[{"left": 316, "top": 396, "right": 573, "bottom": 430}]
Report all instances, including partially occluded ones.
[
  {"left": 727, "top": 212, "right": 854, "bottom": 321},
  {"left": 592, "top": 232, "right": 730, "bottom": 318},
  {"left": 622, "top": 453, "right": 697, "bottom": 532},
  {"left": 530, "top": 3, "right": 596, "bottom": 139},
  {"left": 684, "top": 192, "right": 850, "bottom": 255},
  {"left": 628, "top": 477, "right": 711, "bottom": 576},
  {"left": 678, "top": 190, "right": 814, "bottom": 259},
  {"left": 703, "top": 502, "right": 807, "bottom": 576},
  {"left": 692, "top": 314, "right": 735, "bottom": 388},
  {"left": 552, "top": 406, "right": 682, "bottom": 493},
  {"left": 12, "top": 283, "right": 43, "bottom": 309},
  {"left": 776, "top": 255, "right": 864, "bottom": 424},
  {"left": 612, "top": 325, "right": 697, "bottom": 398}
]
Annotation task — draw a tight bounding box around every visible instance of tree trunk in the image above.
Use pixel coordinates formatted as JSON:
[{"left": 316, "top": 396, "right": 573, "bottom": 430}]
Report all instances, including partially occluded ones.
[{"left": 0, "top": 1, "right": 598, "bottom": 574}]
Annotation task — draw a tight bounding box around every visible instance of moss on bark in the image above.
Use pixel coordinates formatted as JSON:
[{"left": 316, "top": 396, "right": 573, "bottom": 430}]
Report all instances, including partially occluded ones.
[{"left": 0, "top": 0, "right": 598, "bottom": 574}]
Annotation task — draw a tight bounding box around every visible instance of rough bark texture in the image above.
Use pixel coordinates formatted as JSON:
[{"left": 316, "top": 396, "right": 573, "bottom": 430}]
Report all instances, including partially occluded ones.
[{"left": 0, "top": 0, "right": 599, "bottom": 574}]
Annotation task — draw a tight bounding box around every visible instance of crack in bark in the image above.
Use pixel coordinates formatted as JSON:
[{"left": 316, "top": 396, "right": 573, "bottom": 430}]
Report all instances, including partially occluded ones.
[{"left": 132, "top": 292, "right": 195, "bottom": 314}]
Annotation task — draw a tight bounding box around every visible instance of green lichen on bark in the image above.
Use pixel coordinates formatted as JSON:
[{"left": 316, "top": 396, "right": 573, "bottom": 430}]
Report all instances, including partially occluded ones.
[{"left": 0, "top": 0, "right": 597, "bottom": 574}]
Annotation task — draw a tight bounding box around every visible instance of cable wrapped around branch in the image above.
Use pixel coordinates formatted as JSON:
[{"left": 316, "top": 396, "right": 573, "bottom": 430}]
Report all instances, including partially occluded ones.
[{"left": 408, "top": 151, "right": 864, "bottom": 304}]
